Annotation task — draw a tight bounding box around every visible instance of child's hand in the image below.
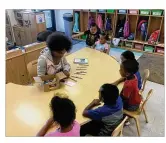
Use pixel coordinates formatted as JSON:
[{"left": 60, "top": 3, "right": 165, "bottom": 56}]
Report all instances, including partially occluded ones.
[
  {"left": 46, "top": 117, "right": 54, "bottom": 127},
  {"left": 91, "top": 99, "right": 101, "bottom": 106}
]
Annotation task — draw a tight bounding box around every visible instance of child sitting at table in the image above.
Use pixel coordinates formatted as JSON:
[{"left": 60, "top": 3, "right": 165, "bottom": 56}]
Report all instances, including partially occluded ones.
[
  {"left": 94, "top": 32, "right": 110, "bottom": 54},
  {"left": 72, "top": 23, "right": 100, "bottom": 47},
  {"left": 113, "top": 59, "right": 141, "bottom": 112},
  {"left": 81, "top": 84, "right": 123, "bottom": 136},
  {"left": 120, "top": 50, "right": 142, "bottom": 90},
  {"left": 36, "top": 94, "right": 80, "bottom": 137}
]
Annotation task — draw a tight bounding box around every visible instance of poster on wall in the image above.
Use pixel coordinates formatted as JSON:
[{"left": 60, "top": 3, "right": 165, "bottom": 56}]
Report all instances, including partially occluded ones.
[{"left": 36, "top": 14, "right": 45, "bottom": 23}]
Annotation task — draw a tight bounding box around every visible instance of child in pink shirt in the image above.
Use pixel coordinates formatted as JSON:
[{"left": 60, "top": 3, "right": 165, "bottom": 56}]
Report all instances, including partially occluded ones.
[
  {"left": 94, "top": 32, "right": 110, "bottom": 54},
  {"left": 36, "top": 95, "right": 80, "bottom": 137}
]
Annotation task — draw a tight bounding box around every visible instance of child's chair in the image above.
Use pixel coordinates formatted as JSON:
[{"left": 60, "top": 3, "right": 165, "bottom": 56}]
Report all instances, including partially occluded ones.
[
  {"left": 27, "top": 60, "right": 38, "bottom": 83},
  {"left": 123, "top": 89, "right": 153, "bottom": 136},
  {"left": 139, "top": 69, "right": 150, "bottom": 96},
  {"left": 111, "top": 116, "right": 129, "bottom": 137}
]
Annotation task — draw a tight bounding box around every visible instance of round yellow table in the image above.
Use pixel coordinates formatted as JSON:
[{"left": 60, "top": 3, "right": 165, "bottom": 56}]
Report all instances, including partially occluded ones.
[{"left": 6, "top": 48, "right": 123, "bottom": 136}]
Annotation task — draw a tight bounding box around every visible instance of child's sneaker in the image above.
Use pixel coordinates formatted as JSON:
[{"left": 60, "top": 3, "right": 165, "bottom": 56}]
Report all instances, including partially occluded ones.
[{"left": 125, "top": 121, "right": 130, "bottom": 126}]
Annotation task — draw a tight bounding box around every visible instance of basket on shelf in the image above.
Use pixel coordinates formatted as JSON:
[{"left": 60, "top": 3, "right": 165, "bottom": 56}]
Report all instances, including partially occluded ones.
[
  {"left": 90, "top": 10, "right": 97, "bottom": 12},
  {"left": 140, "top": 9, "right": 151, "bottom": 15},
  {"left": 118, "top": 9, "right": 127, "bottom": 14},
  {"left": 134, "top": 43, "right": 143, "bottom": 50},
  {"left": 156, "top": 46, "right": 164, "bottom": 54},
  {"left": 98, "top": 10, "right": 106, "bottom": 12},
  {"left": 129, "top": 10, "right": 139, "bottom": 14},
  {"left": 151, "top": 10, "right": 163, "bottom": 16},
  {"left": 144, "top": 45, "right": 154, "bottom": 53},
  {"left": 107, "top": 9, "right": 115, "bottom": 13},
  {"left": 125, "top": 41, "right": 132, "bottom": 48}
]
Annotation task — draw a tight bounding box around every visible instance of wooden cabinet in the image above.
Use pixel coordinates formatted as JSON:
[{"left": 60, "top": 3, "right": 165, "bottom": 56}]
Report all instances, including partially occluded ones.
[
  {"left": 6, "top": 26, "right": 13, "bottom": 42},
  {"left": 13, "top": 11, "right": 46, "bottom": 46}
]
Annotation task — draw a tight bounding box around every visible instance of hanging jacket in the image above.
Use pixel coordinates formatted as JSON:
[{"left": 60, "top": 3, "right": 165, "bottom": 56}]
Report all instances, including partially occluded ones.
[
  {"left": 73, "top": 12, "right": 80, "bottom": 33},
  {"left": 123, "top": 20, "right": 129, "bottom": 38},
  {"left": 105, "top": 17, "right": 112, "bottom": 31},
  {"left": 97, "top": 14, "right": 103, "bottom": 30}
]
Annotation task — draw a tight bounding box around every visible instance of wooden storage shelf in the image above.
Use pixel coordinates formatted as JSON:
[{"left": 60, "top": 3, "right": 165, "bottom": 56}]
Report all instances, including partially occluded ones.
[{"left": 73, "top": 9, "right": 164, "bottom": 56}]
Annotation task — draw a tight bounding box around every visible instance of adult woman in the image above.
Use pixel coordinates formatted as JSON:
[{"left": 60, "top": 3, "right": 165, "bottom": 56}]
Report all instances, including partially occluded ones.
[{"left": 37, "top": 32, "right": 72, "bottom": 77}]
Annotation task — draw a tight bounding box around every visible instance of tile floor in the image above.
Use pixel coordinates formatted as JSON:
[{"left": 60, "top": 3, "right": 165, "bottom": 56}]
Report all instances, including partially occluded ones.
[{"left": 71, "top": 41, "right": 165, "bottom": 137}]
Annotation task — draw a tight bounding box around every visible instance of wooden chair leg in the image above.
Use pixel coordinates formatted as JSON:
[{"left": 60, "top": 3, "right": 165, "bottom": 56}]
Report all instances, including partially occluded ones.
[
  {"left": 143, "top": 108, "right": 148, "bottom": 123},
  {"left": 134, "top": 117, "right": 141, "bottom": 136}
]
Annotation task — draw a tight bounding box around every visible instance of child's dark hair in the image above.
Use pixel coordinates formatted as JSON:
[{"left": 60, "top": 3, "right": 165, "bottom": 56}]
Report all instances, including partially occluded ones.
[
  {"left": 46, "top": 32, "right": 72, "bottom": 52},
  {"left": 90, "top": 22, "right": 97, "bottom": 28},
  {"left": 50, "top": 95, "right": 76, "bottom": 128},
  {"left": 37, "top": 30, "right": 53, "bottom": 42},
  {"left": 100, "top": 84, "right": 119, "bottom": 105},
  {"left": 100, "top": 31, "right": 109, "bottom": 41},
  {"left": 121, "top": 50, "right": 135, "bottom": 60},
  {"left": 122, "top": 59, "right": 139, "bottom": 74}
]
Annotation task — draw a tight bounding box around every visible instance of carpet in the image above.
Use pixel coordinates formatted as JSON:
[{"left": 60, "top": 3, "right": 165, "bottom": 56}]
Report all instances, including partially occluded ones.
[{"left": 137, "top": 53, "right": 164, "bottom": 85}]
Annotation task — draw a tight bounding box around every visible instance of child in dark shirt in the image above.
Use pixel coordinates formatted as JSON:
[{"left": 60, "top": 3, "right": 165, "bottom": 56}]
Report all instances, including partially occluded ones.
[
  {"left": 72, "top": 23, "right": 100, "bottom": 47},
  {"left": 81, "top": 84, "right": 123, "bottom": 136},
  {"left": 84, "top": 23, "right": 101, "bottom": 47}
]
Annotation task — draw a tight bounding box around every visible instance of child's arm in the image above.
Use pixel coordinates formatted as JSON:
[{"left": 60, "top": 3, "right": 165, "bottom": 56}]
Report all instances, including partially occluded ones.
[
  {"left": 72, "top": 32, "right": 84, "bottom": 39},
  {"left": 83, "top": 99, "right": 101, "bottom": 117},
  {"left": 36, "top": 117, "right": 54, "bottom": 136},
  {"left": 112, "top": 77, "right": 126, "bottom": 86},
  {"left": 62, "top": 57, "right": 71, "bottom": 77}
]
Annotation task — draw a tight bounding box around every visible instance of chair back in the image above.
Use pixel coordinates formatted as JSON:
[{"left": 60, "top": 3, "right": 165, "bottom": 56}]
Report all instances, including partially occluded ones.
[
  {"left": 141, "top": 69, "right": 150, "bottom": 91},
  {"left": 27, "top": 60, "right": 38, "bottom": 82},
  {"left": 139, "top": 89, "right": 153, "bottom": 113}
]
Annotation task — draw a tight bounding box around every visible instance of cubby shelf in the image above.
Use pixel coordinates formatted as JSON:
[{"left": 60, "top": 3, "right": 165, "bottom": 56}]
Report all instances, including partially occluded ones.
[{"left": 73, "top": 9, "right": 164, "bottom": 55}]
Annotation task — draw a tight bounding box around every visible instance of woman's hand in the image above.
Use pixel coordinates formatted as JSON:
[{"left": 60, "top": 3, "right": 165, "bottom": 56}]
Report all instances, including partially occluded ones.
[{"left": 63, "top": 70, "right": 70, "bottom": 77}]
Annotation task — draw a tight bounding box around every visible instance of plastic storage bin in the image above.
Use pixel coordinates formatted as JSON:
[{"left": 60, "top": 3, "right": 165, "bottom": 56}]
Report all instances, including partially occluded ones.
[
  {"left": 98, "top": 10, "right": 106, "bottom": 12},
  {"left": 63, "top": 13, "right": 73, "bottom": 38},
  {"left": 152, "top": 10, "right": 163, "bottom": 16},
  {"left": 156, "top": 47, "right": 164, "bottom": 54},
  {"left": 129, "top": 10, "right": 139, "bottom": 14},
  {"left": 125, "top": 42, "right": 132, "bottom": 48},
  {"left": 118, "top": 10, "right": 127, "bottom": 14},
  {"left": 90, "top": 10, "right": 97, "bottom": 12},
  {"left": 144, "top": 45, "right": 154, "bottom": 53},
  {"left": 134, "top": 43, "right": 143, "bottom": 50},
  {"left": 140, "top": 10, "right": 151, "bottom": 15},
  {"left": 107, "top": 9, "right": 115, "bottom": 13}
]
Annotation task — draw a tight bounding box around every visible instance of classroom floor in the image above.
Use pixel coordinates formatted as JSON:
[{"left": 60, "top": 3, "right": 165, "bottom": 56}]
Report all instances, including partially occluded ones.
[{"left": 71, "top": 40, "right": 165, "bottom": 137}]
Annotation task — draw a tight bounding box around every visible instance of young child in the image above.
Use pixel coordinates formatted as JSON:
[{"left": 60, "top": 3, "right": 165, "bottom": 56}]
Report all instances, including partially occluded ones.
[
  {"left": 81, "top": 84, "right": 123, "bottom": 136},
  {"left": 84, "top": 23, "right": 101, "bottom": 47},
  {"left": 36, "top": 94, "right": 80, "bottom": 137},
  {"left": 72, "top": 22, "right": 100, "bottom": 47},
  {"left": 94, "top": 32, "right": 110, "bottom": 54},
  {"left": 113, "top": 59, "right": 141, "bottom": 111},
  {"left": 120, "top": 50, "right": 142, "bottom": 90}
]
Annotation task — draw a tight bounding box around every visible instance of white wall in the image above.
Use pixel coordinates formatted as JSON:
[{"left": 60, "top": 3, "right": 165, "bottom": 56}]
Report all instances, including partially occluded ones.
[{"left": 54, "top": 10, "right": 73, "bottom": 32}]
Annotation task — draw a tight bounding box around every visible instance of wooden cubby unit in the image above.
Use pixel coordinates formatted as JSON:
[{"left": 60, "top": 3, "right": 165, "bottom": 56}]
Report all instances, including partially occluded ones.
[{"left": 73, "top": 9, "right": 164, "bottom": 56}]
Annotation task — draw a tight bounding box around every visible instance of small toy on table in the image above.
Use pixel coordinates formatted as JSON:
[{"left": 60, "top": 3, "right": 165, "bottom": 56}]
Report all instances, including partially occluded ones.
[{"left": 33, "top": 72, "right": 67, "bottom": 92}]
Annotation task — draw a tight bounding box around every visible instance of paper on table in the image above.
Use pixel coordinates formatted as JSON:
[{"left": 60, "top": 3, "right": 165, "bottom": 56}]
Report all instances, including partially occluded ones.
[{"left": 64, "top": 81, "right": 76, "bottom": 87}]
